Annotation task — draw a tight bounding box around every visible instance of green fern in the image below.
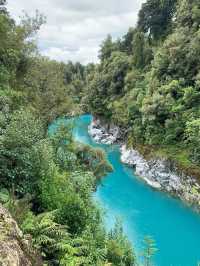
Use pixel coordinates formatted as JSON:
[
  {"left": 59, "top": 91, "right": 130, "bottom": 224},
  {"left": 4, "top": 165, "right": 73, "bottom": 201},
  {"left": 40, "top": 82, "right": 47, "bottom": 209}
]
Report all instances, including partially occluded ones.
[{"left": 22, "top": 211, "right": 68, "bottom": 252}]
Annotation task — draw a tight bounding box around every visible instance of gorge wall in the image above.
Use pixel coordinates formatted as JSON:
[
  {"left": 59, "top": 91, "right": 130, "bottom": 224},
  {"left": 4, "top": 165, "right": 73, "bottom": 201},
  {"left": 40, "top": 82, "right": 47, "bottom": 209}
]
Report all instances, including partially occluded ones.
[{"left": 89, "top": 118, "right": 200, "bottom": 210}]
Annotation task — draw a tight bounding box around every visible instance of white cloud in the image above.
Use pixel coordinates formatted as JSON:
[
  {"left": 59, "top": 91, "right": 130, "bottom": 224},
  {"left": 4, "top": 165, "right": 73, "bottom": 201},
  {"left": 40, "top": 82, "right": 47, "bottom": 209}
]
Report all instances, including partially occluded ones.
[
  {"left": 43, "top": 46, "right": 99, "bottom": 65},
  {"left": 7, "top": 0, "right": 145, "bottom": 64}
]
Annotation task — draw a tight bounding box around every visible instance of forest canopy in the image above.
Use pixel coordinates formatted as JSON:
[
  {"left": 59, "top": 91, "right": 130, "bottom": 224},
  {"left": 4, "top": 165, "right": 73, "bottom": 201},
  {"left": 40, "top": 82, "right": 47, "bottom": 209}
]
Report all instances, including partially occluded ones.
[{"left": 83, "top": 0, "right": 200, "bottom": 172}]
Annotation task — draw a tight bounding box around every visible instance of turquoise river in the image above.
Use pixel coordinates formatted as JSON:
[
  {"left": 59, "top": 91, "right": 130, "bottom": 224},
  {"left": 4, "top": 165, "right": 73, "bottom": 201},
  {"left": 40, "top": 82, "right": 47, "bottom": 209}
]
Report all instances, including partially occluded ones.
[{"left": 50, "top": 114, "right": 200, "bottom": 266}]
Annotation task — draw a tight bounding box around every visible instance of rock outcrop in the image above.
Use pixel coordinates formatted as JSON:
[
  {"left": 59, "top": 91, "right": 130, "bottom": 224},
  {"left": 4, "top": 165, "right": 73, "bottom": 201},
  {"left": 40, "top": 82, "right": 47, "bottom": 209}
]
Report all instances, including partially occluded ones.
[
  {"left": 0, "top": 204, "right": 33, "bottom": 266},
  {"left": 120, "top": 145, "right": 200, "bottom": 207},
  {"left": 88, "top": 118, "right": 200, "bottom": 210},
  {"left": 88, "top": 118, "right": 120, "bottom": 145}
]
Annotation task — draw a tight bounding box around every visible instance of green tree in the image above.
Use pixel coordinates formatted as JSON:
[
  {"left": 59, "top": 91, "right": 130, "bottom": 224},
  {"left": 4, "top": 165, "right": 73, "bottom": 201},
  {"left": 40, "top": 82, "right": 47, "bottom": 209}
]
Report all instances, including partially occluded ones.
[
  {"left": 99, "top": 34, "right": 116, "bottom": 61},
  {"left": 120, "top": 27, "right": 136, "bottom": 54},
  {"left": 186, "top": 119, "right": 200, "bottom": 163},
  {"left": 0, "top": 109, "right": 44, "bottom": 193},
  {"left": 141, "top": 236, "right": 157, "bottom": 266},
  {"left": 132, "top": 31, "right": 152, "bottom": 69},
  {"left": 107, "top": 220, "right": 136, "bottom": 266},
  {"left": 138, "top": 0, "right": 177, "bottom": 40},
  {"left": 24, "top": 58, "right": 74, "bottom": 124}
]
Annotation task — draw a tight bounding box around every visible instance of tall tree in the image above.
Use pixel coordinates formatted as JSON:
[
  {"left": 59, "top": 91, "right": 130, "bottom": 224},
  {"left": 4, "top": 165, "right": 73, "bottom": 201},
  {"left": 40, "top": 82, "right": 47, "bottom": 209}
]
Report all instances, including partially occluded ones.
[
  {"left": 138, "top": 0, "right": 177, "bottom": 40},
  {"left": 99, "top": 34, "right": 116, "bottom": 61}
]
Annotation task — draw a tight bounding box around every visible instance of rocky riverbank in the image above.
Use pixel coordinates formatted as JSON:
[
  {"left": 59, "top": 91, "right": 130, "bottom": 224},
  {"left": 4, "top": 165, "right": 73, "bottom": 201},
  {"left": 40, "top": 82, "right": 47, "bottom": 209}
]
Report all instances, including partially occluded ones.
[
  {"left": 88, "top": 118, "right": 200, "bottom": 210},
  {"left": 88, "top": 118, "right": 120, "bottom": 145}
]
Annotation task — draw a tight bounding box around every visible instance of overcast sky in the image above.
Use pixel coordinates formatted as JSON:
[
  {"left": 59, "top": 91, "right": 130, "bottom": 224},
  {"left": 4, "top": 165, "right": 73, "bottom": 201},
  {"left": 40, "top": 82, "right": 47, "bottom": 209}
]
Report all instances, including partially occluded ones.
[{"left": 7, "top": 0, "right": 145, "bottom": 64}]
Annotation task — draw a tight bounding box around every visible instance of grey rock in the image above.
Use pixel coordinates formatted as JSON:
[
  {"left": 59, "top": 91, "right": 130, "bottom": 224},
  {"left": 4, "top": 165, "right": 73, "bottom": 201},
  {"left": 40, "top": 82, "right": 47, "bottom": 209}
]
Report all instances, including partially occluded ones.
[
  {"left": 88, "top": 119, "right": 200, "bottom": 209},
  {"left": 88, "top": 119, "right": 120, "bottom": 145}
]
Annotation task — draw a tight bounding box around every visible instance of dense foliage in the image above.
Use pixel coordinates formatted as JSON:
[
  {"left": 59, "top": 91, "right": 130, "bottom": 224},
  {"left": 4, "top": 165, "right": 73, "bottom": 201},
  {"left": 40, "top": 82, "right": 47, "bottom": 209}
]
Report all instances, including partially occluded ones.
[
  {"left": 3, "top": 0, "right": 199, "bottom": 264},
  {"left": 84, "top": 0, "right": 200, "bottom": 173},
  {"left": 0, "top": 2, "right": 137, "bottom": 265}
]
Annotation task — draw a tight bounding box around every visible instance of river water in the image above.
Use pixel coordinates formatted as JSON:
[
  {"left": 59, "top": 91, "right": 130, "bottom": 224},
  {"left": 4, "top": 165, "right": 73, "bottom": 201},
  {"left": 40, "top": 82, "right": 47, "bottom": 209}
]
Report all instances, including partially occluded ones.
[{"left": 50, "top": 114, "right": 200, "bottom": 266}]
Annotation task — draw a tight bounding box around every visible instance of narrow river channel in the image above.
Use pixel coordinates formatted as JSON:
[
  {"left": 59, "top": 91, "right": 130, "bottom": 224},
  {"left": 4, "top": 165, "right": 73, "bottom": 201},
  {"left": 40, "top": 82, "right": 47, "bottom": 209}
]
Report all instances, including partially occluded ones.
[{"left": 50, "top": 114, "right": 200, "bottom": 266}]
